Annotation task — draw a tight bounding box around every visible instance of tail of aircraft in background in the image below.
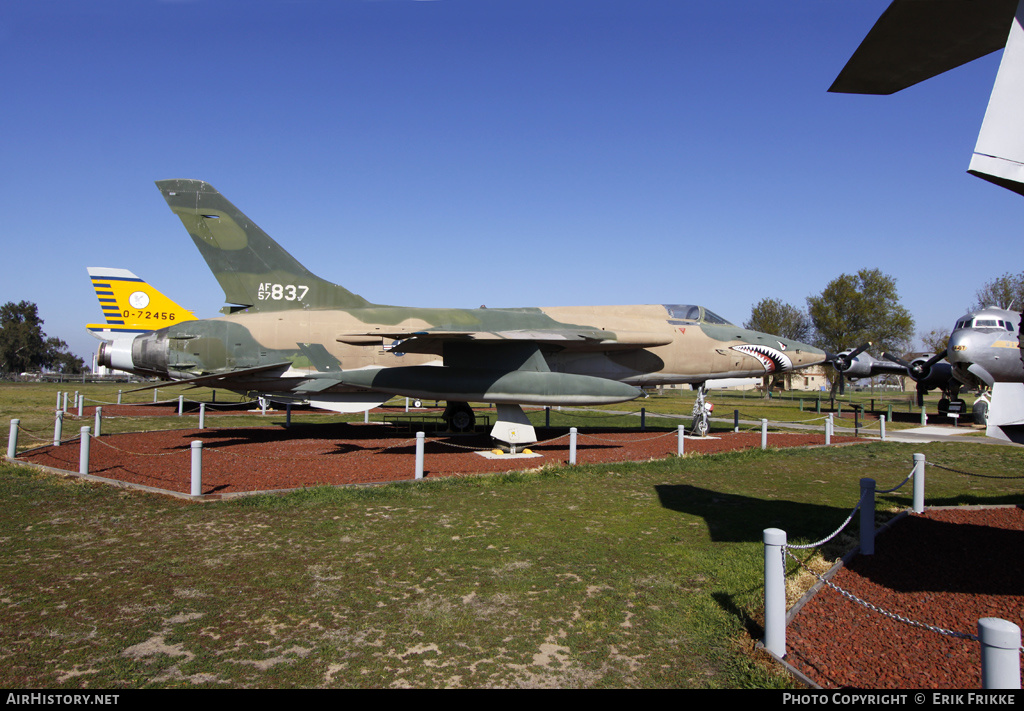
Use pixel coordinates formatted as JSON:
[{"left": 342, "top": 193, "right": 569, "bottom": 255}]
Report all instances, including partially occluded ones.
[
  {"left": 86, "top": 267, "right": 195, "bottom": 338},
  {"left": 155, "top": 179, "right": 372, "bottom": 314}
]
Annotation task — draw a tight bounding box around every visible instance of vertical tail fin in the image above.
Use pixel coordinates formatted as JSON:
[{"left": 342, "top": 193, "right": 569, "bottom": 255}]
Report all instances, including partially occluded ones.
[
  {"left": 86, "top": 267, "right": 195, "bottom": 337},
  {"left": 155, "top": 179, "right": 373, "bottom": 313}
]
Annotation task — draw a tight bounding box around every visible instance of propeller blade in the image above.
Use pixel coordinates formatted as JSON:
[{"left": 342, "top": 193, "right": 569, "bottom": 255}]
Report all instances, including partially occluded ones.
[
  {"left": 916, "top": 383, "right": 926, "bottom": 408},
  {"left": 881, "top": 351, "right": 912, "bottom": 369},
  {"left": 831, "top": 341, "right": 872, "bottom": 373},
  {"left": 848, "top": 341, "right": 872, "bottom": 360}
]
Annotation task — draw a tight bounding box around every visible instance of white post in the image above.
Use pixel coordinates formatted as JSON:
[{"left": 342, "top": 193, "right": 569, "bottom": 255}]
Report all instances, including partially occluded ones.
[
  {"left": 153, "top": 388, "right": 158, "bottom": 403},
  {"left": 261, "top": 397, "right": 267, "bottom": 415},
  {"left": 860, "top": 478, "right": 875, "bottom": 555},
  {"left": 364, "top": 409, "right": 369, "bottom": 424},
  {"left": 763, "top": 528, "right": 787, "bottom": 658},
  {"left": 415, "top": 431, "right": 425, "bottom": 479},
  {"left": 117, "top": 389, "right": 122, "bottom": 405},
  {"left": 53, "top": 410, "right": 63, "bottom": 447},
  {"left": 980, "top": 618, "right": 1022, "bottom": 689},
  {"left": 825, "top": 414, "right": 831, "bottom": 445},
  {"left": 677, "top": 425, "right": 685, "bottom": 456},
  {"left": 62, "top": 391, "right": 68, "bottom": 412},
  {"left": 178, "top": 395, "right": 184, "bottom": 416},
  {"left": 56, "top": 392, "right": 62, "bottom": 410},
  {"left": 77, "top": 393, "right": 83, "bottom": 417},
  {"left": 405, "top": 397, "right": 409, "bottom": 413},
  {"left": 79, "top": 426, "right": 91, "bottom": 475},
  {"left": 199, "top": 402, "right": 206, "bottom": 429},
  {"left": 920, "top": 406, "right": 927, "bottom": 425},
  {"left": 191, "top": 440, "right": 202, "bottom": 496},
  {"left": 8, "top": 420, "right": 19, "bottom": 459},
  {"left": 761, "top": 419, "right": 768, "bottom": 450},
  {"left": 569, "top": 427, "right": 578, "bottom": 465},
  {"left": 912, "top": 453, "right": 925, "bottom": 514},
  {"left": 94, "top": 406, "right": 102, "bottom": 438}
]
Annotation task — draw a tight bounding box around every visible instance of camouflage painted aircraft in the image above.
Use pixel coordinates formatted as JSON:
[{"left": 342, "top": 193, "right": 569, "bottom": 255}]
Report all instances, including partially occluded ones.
[
  {"left": 86, "top": 267, "right": 195, "bottom": 338},
  {"left": 96, "top": 180, "right": 827, "bottom": 446}
]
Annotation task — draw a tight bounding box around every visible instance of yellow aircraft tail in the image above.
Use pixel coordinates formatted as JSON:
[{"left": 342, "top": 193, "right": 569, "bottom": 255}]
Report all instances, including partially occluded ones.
[{"left": 86, "top": 267, "right": 195, "bottom": 338}]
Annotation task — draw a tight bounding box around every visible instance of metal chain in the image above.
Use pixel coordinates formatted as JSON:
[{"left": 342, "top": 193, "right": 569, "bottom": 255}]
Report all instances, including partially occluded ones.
[
  {"left": 786, "top": 549, "right": 979, "bottom": 642},
  {"left": 876, "top": 467, "right": 915, "bottom": 494},
  {"left": 90, "top": 436, "right": 186, "bottom": 457},
  {"left": 576, "top": 430, "right": 676, "bottom": 444},
  {"left": 786, "top": 491, "right": 865, "bottom": 550},
  {"left": 928, "top": 461, "right": 1024, "bottom": 480}
]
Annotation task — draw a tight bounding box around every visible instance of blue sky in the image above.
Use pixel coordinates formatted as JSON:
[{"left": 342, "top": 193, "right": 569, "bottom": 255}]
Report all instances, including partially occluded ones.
[{"left": 1, "top": 0, "right": 1018, "bottom": 365}]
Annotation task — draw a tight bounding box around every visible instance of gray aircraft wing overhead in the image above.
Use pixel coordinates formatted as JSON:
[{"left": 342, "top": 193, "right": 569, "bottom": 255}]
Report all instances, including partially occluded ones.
[
  {"left": 831, "top": 0, "right": 1024, "bottom": 196},
  {"left": 829, "top": 0, "right": 1018, "bottom": 95}
]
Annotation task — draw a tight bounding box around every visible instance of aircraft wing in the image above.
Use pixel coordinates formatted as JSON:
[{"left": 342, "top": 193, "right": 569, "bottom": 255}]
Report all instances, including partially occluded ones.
[
  {"left": 339, "top": 329, "right": 673, "bottom": 355},
  {"left": 829, "top": 0, "right": 1018, "bottom": 94}
]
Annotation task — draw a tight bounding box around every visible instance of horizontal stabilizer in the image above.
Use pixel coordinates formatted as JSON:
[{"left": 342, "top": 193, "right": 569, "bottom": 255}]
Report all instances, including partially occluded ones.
[
  {"left": 126, "top": 362, "right": 292, "bottom": 392},
  {"left": 830, "top": 0, "right": 1017, "bottom": 95}
]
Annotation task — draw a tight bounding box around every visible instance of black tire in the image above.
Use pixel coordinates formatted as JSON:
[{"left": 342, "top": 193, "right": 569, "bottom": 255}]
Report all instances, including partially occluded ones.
[
  {"left": 973, "top": 399, "right": 989, "bottom": 426},
  {"left": 443, "top": 402, "right": 476, "bottom": 432}
]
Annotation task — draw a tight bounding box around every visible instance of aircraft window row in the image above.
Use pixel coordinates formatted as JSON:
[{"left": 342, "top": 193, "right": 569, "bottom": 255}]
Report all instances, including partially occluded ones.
[{"left": 954, "top": 318, "right": 1014, "bottom": 330}]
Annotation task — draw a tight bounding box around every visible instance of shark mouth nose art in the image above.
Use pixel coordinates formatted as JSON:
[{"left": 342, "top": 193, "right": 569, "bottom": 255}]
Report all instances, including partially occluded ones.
[{"left": 730, "top": 344, "right": 793, "bottom": 373}]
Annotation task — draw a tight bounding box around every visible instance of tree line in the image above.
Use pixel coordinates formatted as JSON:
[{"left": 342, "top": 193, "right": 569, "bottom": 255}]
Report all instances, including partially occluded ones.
[
  {"left": 0, "top": 301, "right": 86, "bottom": 376},
  {"left": 744, "top": 269, "right": 1022, "bottom": 392}
]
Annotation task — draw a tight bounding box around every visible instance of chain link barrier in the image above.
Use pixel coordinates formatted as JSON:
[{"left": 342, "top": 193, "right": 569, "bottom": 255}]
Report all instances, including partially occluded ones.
[
  {"left": 927, "top": 460, "right": 1024, "bottom": 480},
  {"left": 780, "top": 456, "right": 1024, "bottom": 651},
  {"left": 786, "top": 548, "right": 979, "bottom": 642}
]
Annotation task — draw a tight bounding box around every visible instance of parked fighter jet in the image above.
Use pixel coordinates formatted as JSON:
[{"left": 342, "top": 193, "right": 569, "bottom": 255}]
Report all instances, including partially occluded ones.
[
  {"left": 945, "top": 306, "right": 1024, "bottom": 442},
  {"left": 96, "top": 180, "right": 827, "bottom": 447},
  {"left": 86, "top": 267, "right": 195, "bottom": 338}
]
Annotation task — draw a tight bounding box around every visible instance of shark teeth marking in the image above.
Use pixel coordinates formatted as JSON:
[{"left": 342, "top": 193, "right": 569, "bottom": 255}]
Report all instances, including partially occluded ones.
[{"left": 731, "top": 344, "right": 793, "bottom": 373}]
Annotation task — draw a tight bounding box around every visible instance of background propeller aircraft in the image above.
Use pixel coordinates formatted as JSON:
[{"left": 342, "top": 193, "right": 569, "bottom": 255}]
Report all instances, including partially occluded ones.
[
  {"left": 828, "top": 343, "right": 958, "bottom": 410},
  {"left": 96, "top": 179, "right": 827, "bottom": 447},
  {"left": 946, "top": 306, "right": 1024, "bottom": 442}
]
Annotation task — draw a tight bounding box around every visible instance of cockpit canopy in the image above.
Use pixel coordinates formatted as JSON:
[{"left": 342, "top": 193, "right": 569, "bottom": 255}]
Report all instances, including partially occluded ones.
[
  {"left": 953, "top": 309, "right": 1018, "bottom": 332},
  {"left": 664, "top": 304, "right": 733, "bottom": 326}
]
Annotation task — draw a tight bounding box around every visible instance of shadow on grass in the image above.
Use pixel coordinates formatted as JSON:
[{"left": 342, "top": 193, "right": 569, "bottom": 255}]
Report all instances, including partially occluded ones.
[{"left": 655, "top": 483, "right": 858, "bottom": 544}]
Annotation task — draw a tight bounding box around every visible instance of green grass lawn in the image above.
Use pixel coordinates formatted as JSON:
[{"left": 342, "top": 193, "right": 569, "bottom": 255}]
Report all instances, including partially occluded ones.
[{"left": 0, "top": 383, "right": 1018, "bottom": 688}]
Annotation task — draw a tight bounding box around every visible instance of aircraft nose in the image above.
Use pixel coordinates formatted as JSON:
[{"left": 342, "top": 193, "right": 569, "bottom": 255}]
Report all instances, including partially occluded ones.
[{"left": 947, "top": 329, "right": 971, "bottom": 363}]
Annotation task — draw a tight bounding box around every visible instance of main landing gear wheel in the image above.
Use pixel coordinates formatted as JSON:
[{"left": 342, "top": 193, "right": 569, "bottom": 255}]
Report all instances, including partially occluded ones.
[
  {"left": 443, "top": 402, "right": 476, "bottom": 432},
  {"left": 973, "top": 398, "right": 989, "bottom": 426}
]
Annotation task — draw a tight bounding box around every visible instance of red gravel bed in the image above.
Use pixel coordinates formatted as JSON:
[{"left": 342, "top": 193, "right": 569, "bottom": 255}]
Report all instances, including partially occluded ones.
[
  {"left": 785, "top": 507, "right": 1024, "bottom": 689},
  {"left": 19, "top": 422, "right": 857, "bottom": 494},
  {"left": 14, "top": 417, "right": 1017, "bottom": 688}
]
